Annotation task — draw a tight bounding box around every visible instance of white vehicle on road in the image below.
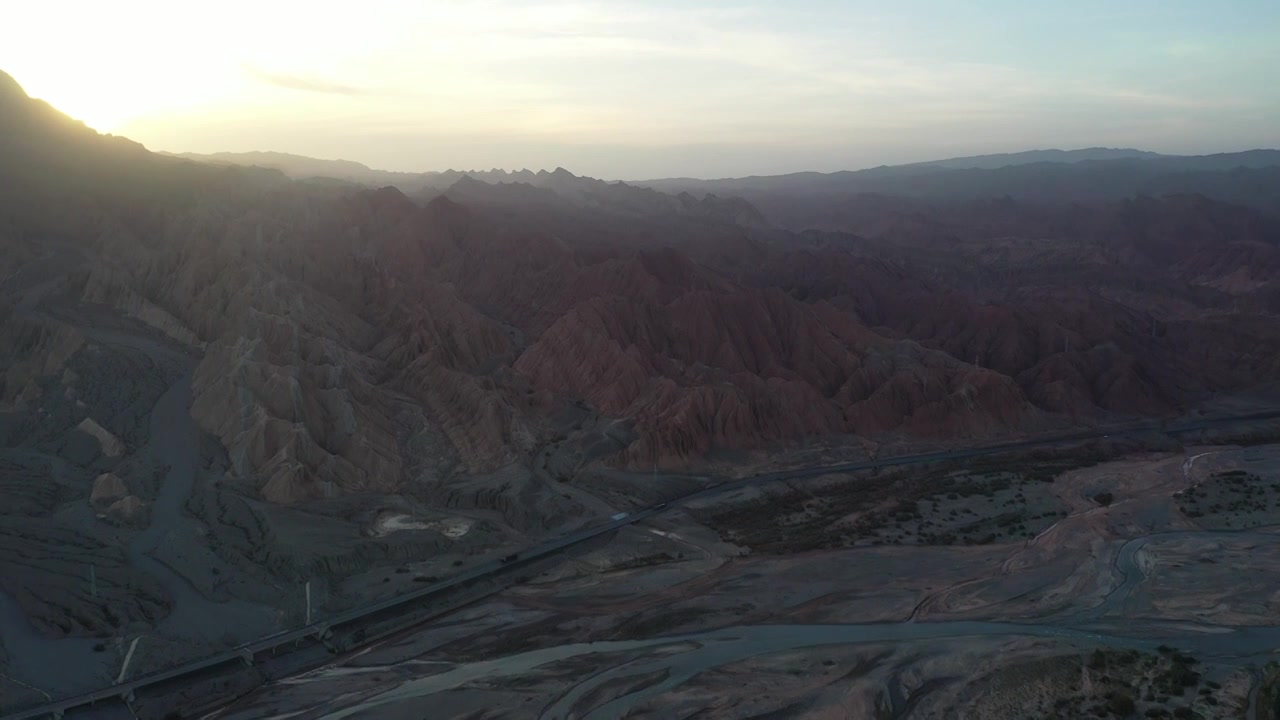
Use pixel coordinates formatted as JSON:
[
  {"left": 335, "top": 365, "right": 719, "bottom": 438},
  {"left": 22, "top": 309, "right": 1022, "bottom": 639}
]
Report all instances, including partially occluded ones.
[{"left": 610, "top": 512, "right": 629, "bottom": 521}]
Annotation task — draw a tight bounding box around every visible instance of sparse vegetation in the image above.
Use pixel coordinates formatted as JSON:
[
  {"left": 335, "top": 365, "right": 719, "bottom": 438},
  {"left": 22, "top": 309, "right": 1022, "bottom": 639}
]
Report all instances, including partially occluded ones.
[
  {"left": 699, "top": 456, "right": 1085, "bottom": 553},
  {"left": 1108, "top": 691, "right": 1135, "bottom": 716},
  {"left": 1257, "top": 662, "right": 1280, "bottom": 720},
  {"left": 1176, "top": 469, "right": 1279, "bottom": 528},
  {"left": 1034, "top": 648, "right": 1231, "bottom": 719}
]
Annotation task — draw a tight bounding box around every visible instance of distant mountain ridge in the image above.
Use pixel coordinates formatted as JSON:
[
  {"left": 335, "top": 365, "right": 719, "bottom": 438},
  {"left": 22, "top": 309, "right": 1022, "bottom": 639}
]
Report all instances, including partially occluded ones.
[
  {"left": 907, "top": 147, "right": 1166, "bottom": 170},
  {"left": 167, "top": 151, "right": 768, "bottom": 225},
  {"left": 169, "top": 144, "right": 1280, "bottom": 233},
  {"left": 628, "top": 149, "right": 1280, "bottom": 227},
  {"left": 167, "top": 145, "right": 1280, "bottom": 212},
  {"left": 169, "top": 146, "right": 1280, "bottom": 189},
  {"left": 162, "top": 150, "right": 439, "bottom": 191},
  {"left": 167, "top": 150, "right": 599, "bottom": 194},
  {"left": 633, "top": 149, "right": 1280, "bottom": 192}
]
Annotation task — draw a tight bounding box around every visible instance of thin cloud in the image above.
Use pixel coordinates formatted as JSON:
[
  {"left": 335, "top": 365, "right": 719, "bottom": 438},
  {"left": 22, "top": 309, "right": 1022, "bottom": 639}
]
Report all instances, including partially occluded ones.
[{"left": 244, "top": 66, "right": 367, "bottom": 96}]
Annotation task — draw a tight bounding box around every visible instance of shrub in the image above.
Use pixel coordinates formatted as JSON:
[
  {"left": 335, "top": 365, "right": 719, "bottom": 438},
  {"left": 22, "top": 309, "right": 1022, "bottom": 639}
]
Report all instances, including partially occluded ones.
[
  {"left": 1169, "top": 663, "right": 1199, "bottom": 687},
  {"left": 1089, "top": 649, "right": 1108, "bottom": 669},
  {"left": 1108, "top": 691, "right": 1135, "bottom": 716}
]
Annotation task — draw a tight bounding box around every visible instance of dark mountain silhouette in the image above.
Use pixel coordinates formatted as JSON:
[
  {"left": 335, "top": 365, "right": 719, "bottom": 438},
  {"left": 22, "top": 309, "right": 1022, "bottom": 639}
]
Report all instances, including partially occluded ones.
[
  {"left": 162, "top": 150, "right": 425, "bottom": 188},
  {"left": 910, "top": 147, "right": 1166, "bottom": 169},
  {"left": 173, "top": 143, "right": 1280, "bottom": 224},
  {"left": 633, "top": 152, "right": 1280, "bottom": 231},
  {"left": 4, "top": 67, "right": 1280, "bottom": 492}
]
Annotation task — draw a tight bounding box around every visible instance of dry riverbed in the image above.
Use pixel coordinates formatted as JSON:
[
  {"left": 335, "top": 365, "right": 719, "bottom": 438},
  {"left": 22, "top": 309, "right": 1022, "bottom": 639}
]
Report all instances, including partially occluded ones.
[{"left": 207, "top": 442, "right": 1280, "bottom": 720}]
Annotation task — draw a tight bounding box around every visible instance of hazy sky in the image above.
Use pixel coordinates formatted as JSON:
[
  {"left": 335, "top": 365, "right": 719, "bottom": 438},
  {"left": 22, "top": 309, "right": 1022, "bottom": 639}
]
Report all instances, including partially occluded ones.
[{"left": 5, "top": 0, "right": 1278, "bottom": 178}]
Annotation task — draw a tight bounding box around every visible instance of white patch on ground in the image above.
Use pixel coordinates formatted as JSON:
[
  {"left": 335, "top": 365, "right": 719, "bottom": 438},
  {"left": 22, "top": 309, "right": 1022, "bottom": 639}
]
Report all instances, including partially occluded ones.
[
  {"left": 76, "top": 417, "right": 124, "bottom": 456},
  {"left": 372, "top": 514, "right": 473, "bottom": 539},
  {"left": 428, "top": 518, "right": 474, "bottom": 539}
]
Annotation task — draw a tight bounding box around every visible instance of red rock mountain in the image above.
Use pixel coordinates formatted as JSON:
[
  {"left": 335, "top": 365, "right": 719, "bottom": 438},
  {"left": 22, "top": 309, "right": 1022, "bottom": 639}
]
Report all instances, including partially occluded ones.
[{"left": 4, "top": 69, "right": 1280, "bottom": 504}]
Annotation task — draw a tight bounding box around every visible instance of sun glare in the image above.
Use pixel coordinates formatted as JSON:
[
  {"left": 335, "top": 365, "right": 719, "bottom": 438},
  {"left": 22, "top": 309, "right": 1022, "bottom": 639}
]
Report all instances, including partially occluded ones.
[
  {"left": 24, "top": 78, "right": 136, "bottom": 133},
  {"left": 2, "top": 0, "right": 264, "bottom": 134}
]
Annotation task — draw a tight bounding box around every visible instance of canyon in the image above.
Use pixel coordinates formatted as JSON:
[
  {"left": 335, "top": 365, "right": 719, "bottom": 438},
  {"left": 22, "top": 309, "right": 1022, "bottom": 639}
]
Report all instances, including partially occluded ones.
[{"left": 3, "top": 66, "right": 1280, "bottom": 718}]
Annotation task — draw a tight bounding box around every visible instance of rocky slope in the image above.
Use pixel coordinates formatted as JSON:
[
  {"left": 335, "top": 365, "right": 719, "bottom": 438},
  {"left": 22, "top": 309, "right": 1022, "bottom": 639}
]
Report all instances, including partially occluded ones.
[
  {"left": 4, "top": 69, "right": 1280, "bottom": 505},
  {"left": 4, "top": 66, "right": 1280, "bottom": 674}
]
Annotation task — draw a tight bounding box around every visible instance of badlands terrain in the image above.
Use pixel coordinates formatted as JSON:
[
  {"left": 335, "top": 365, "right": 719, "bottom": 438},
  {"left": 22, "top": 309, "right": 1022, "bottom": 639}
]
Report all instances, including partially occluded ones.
[{"left": 3, "top": 64, "right": 1280, "bottom": 718}]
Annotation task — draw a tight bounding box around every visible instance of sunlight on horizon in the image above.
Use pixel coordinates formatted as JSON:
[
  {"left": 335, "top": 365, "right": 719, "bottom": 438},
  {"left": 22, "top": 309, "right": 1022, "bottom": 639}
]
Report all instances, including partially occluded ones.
[{"left": 3, "top": 0, "right": 1278, "bottom": 177}]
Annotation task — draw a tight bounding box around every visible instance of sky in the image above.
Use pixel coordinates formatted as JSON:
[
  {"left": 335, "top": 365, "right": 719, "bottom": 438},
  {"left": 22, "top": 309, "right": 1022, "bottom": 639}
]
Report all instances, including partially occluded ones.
[{"left": 3, "top": 0, "right": 1279, "bottom": 179}]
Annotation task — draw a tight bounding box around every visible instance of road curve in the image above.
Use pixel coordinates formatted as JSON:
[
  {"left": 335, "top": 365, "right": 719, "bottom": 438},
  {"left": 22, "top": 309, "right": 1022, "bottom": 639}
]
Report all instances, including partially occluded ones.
[{"left": 5, "top": 409, "right": 1280, "bottom": 720}]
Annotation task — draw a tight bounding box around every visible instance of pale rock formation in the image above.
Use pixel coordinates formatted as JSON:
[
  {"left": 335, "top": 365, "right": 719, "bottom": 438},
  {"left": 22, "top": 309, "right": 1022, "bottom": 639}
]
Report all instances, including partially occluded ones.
[
  {"left": 89, "top": 472, "right": 128, "bottom": 509},
  {"left": 106, "top": 495, "right": 145, "bottom": 524},
  {"left": 77, "top": 418, "right": 124, "bottom": 456}
]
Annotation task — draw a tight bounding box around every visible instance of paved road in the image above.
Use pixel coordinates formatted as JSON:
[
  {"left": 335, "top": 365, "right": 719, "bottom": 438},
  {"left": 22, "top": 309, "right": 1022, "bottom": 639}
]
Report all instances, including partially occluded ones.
[{"left": 7, "top": 408, "right": 1280, "bottom": 719}]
